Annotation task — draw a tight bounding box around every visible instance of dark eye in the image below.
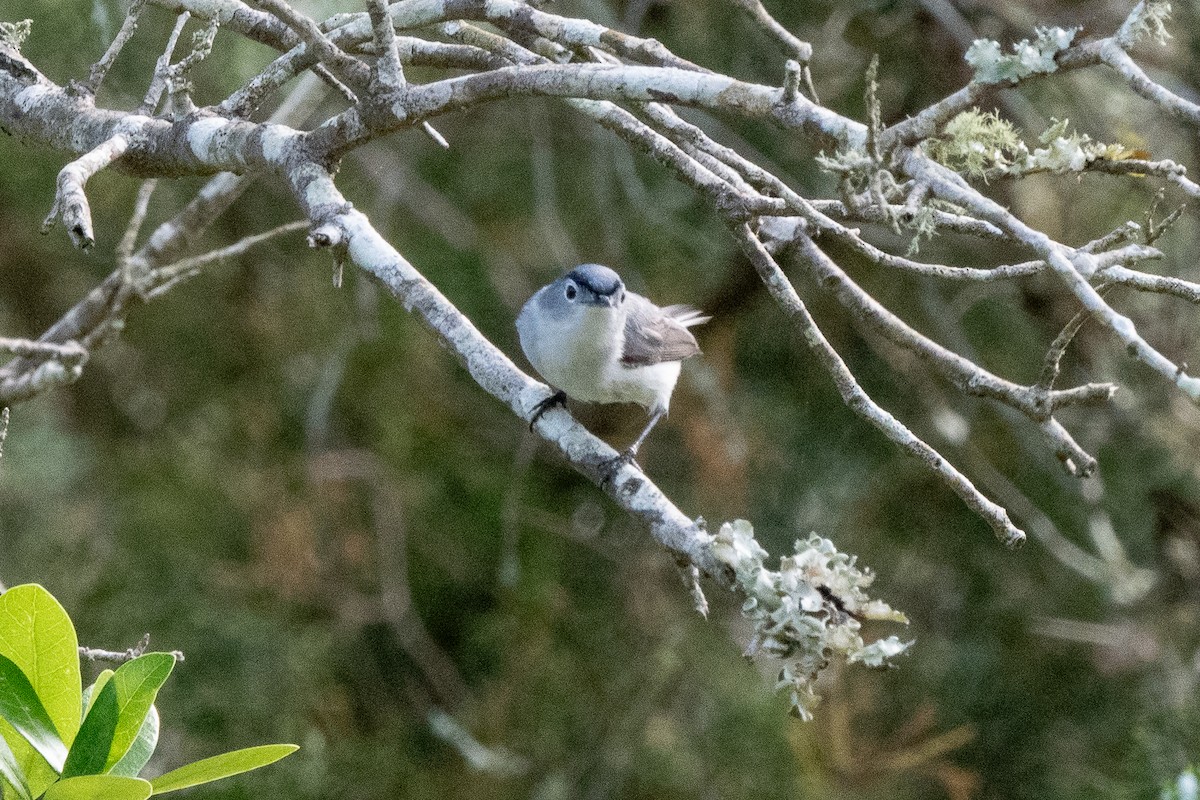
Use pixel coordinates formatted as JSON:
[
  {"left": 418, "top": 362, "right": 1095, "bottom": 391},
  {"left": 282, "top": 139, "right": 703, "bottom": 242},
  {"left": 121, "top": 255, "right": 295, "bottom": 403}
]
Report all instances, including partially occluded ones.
[
  {"left": 619, "top": 290, "right": 626, "bottom": 303},
  {"left": 565, "top": 283, "right": 577, "bottom": 300}
]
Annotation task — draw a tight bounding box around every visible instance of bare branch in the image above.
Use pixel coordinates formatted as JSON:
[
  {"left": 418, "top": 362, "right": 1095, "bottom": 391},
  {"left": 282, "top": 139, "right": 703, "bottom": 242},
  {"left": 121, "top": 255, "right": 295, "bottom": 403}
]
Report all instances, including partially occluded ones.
[
  {"left": 77, "top": 0, "right": 148, "bottom": 96},
  {"left": 1040, "top": 417, "right": 1098, "bottom": 478},
  {"left": 732, "top": 223, "right": 1025, "bottom": 547},
  {"left": 139, "top": 11, "right": 190, "bottom": 115},
  {"left": 249, "top": 0, "right": 371, "bottom": 92},
  {"left": 117, "top": 179, "right": 159, "bottom": 263},
  {"left": 162, "top": 16, "right": 219, "bottom": 116},
  {"left": 678, "top": 562, "right": 709, "bottom": 619},
  {"left": 0, "top": 338, "right": 88, "bottom": 362},
  {"left": 904, "top": 151, "right": 1200, "bottom": 403},
  {"left": 143, "top": 220, "right": 310, "bottom": 298},
  {"left": 79, "top": 634, "right": 184, "bottom": 664},
  {"left": 366, "top": 0, "right": 404, "bottom": 90},
  {"left": 1086, "top": 157, "right": 1200, "bottom": 199},
  {"left": 308, "top": 60, "right": 864, "bottom": 158},
  {"left": 726, "top": 0, "right": 812, "bottom": 62},
  {"left": 1099, "top": 266, "right": 1200, "bottom": 304},
  {"left": 1098, "top": 40, "right": 1200, "bottom": 128},
  {"left": 41, "top": 134, "right": 130, "bottom": 250},
  {"left": 1036, "top": 296, "right": 1102, "bottom": 398},
  {"left": 6, "top": 0, "right": 1200, "bottom": 562},
  {"left": 289, "top": 191, "right": 728, "bottom": 576},
  {"left": 150, "top": 0, "right": 294, "bottom": 49}
]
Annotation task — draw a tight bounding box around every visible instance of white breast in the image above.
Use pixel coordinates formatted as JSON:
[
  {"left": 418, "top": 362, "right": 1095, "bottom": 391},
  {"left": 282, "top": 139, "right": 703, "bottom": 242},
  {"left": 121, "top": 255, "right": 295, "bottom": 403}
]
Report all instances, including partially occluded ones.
[
  {"left": 517, "top": 296, "right": 622, "bottom": 404},
  {"left": 599, "top": 360, "right": 680, "bottom": 414}
]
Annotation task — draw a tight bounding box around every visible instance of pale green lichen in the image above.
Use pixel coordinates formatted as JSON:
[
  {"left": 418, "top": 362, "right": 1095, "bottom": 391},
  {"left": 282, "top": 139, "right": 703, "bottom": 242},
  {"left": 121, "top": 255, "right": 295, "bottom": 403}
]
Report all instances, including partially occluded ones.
[
  {"left": 816, "top": 146, "right": 905, "bottom": 233},
  {"left": 814, "top": 147, "right": 878, "bottom": 181},
  {"left": 965, "top": 26, "right": 1078, "bottom": 84},
  {"left": 709, "top": 520, "right": 911, "bottom": 720},
  {"left": 1010, "top": 117, "right": 1147, "bottom": 175},
  {"left": 0, "top": 19, "right": 32, "bottom": 49},
  {"left": 905, "top": 202, "right": 970, "bottom": 256},
  {"left": 925, "top": 109, "right": 1022, "bottom": 179},
  {"left": 1118, "top": 1, "right": 1172, "bottom": 47},
  {"left": 926, "top": 111, "right": 1144, "bottom": 181}
]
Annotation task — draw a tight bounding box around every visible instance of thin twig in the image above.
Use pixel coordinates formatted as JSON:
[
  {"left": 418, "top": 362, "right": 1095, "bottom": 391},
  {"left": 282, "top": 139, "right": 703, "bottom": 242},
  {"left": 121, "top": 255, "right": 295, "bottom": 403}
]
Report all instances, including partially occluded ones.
[
  {"left": 162, "top": 16, "right": 219, "bottom": 116},
  {"left": 726, "top": 0, "right": 812, "bottom": 62},
  {"left": 78, "top": 0, "right": 148, "bottom": 96},
  {"left": 117, "top": 179, "right": 159, "bottom": 263},
  {"left": 143, "top": 220, "right": 310, "bottom": 299},
  {"left": 732, "top": 223, "right": 1025, "bottom": 548},
  {"left": 79, "top": 635, "right": 184, "bottom": 664},
  {"left": 0, "top": 407, "right": 9, "bottom": 461},
  {"left": 139, "top": 12, "right": 189, "bottom": 115}
]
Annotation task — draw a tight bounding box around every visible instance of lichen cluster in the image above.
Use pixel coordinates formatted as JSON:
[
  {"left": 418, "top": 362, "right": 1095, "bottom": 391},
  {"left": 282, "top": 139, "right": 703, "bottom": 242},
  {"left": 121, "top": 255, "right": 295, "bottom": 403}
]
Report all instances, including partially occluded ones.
[
  {"left": 708, "top": 520, "right": 911, "bottom": 720},
  {"left": 926, "top": 111, "right": 1147, "bottom": 180},
  {"left": 965, "top": 26, "right": 1078, "bottom": 84},
  {"left": 0, "top": 19, "right": 32, "bottom": 49},
  {"left": 1119, "top": 1, "right": 1173, "bottom": 47}
]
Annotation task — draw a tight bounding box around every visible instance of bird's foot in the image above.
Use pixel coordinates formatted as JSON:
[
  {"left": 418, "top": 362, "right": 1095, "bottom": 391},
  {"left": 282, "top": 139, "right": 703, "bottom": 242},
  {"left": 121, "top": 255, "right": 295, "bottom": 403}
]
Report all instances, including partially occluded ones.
[
  {"left": 528, "top": 389, "right": 567, "bottom": 431},
  {"left": 600, "top": 448, "right": 642, "bottom": 487}
]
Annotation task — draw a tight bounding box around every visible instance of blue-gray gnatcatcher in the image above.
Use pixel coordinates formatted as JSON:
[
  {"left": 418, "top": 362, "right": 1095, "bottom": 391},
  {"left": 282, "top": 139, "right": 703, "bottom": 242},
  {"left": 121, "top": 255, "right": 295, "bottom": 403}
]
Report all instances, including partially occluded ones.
[{"left": 516, "top": 264, "right": 709, "bottom": 464}]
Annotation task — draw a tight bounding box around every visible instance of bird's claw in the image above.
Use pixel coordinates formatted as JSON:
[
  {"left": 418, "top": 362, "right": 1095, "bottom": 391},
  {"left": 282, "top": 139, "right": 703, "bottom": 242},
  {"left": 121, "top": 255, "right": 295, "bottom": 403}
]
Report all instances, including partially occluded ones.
[
  {"left": 600, "top": 448, "right": 642, "bottom": 487},
  {"left": 529, "top": 390, "right": 567, "bottom": 431}
]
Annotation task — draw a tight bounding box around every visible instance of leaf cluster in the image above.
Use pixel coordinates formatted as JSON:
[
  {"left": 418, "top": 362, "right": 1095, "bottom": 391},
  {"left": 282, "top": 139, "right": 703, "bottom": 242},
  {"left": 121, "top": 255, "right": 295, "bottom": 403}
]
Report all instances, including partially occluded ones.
[{"left": 0, "top": 585, "right": 297, "bottom": 800}]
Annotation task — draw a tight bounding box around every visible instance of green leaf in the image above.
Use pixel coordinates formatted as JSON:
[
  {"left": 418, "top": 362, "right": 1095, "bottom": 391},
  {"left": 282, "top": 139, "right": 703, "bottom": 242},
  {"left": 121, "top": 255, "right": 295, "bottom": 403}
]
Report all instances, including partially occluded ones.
[
  {"left": 0, "top": 585, "right": 81, "bottom": 798},
  {"left": 149, "top": 744, "right": 298, "bottom": 795},
  {"left": 80, "top": 672, "right": 114, "bottom": 719},
  {"left": 0, "top": 586, "right": 82, "bottom": 745},
  {"left": 41, "top": 775, "right": 152, "bottom": 800},
  {"left": 107, "top": 707, "right": 158, "bottom": 779},
  {"left": 61, "top": 680, "right": 118, "bottom": 778},
  {"left": 0, "top": 653, "right": 67, "bottom": 772},
  {"left": 104, "top": 655, "right": 174, "bottom": 772},
  {"left": 0, "top": 733, "right": 31, "bottom": 800}
]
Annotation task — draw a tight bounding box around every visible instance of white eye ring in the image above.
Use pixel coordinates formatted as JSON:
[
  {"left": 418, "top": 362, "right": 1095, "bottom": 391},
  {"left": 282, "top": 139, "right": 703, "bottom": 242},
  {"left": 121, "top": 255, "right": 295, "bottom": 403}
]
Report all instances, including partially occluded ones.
[{"left": 565, "top": 282, "right": 578, "bottom": 300}]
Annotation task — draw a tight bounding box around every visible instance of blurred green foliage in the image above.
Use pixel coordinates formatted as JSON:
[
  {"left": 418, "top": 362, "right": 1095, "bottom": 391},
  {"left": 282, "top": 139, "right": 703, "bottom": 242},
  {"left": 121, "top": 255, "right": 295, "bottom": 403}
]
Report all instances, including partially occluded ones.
[{"left": 1, "top": 0, "right": 1199, "bottom": 797}]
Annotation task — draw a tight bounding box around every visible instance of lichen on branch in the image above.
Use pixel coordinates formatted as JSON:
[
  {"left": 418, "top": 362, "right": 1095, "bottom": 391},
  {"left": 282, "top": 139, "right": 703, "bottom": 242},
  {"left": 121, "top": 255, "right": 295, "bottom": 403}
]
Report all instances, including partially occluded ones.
[
  {"left": 709, "top": 520, "right": 910, "bottom": 719},
  {"left": 965, "top": 25, "right": 1078, "bottom": 84}
]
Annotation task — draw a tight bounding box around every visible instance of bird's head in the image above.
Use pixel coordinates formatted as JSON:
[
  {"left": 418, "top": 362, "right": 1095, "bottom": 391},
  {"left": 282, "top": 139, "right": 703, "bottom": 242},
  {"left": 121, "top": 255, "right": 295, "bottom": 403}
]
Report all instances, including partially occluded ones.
[{"left": 556, "top": 263, "right": 627, "bottom": 310}]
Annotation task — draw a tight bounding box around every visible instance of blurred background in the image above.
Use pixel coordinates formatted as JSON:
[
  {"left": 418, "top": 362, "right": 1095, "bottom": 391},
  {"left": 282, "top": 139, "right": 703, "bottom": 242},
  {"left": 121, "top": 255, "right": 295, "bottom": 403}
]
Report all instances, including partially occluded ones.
[{"left": 1, "top": 0, "right": 1199, "bottom": 797}]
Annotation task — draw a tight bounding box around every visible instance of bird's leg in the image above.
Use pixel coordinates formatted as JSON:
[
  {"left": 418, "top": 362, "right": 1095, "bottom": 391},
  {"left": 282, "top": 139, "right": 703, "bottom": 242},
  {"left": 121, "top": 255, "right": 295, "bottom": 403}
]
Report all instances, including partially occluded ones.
[
  {"left": 529, "top": 389, "right": 568, "bottom": 431},
  {"left": 602, "top": 409, "right": 665, "bottom": 483},
  {"left": 626, "top": 409, "right": 665, "bottom": 460}
]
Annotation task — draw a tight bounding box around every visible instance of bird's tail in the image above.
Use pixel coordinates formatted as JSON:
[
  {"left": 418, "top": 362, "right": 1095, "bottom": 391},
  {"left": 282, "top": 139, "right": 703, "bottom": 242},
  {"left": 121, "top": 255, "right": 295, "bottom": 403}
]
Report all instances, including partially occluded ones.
[{"left": 663, "top": 305, "right": 712, "bottom": 328}]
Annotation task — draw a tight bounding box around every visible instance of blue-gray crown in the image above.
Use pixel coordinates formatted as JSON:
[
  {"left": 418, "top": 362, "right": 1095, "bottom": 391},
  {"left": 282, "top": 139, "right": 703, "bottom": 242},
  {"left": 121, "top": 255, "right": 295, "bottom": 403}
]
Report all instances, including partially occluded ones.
[{"left": 566, "top": 263, "right": 623, "bottom": 297}]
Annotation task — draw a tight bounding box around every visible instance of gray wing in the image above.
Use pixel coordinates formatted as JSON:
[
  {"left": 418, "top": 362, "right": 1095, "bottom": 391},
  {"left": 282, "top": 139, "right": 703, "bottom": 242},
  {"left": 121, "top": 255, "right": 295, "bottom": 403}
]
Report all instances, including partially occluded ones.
[{"left": 621, "top": 297, "right": 710, "bottom": 366}]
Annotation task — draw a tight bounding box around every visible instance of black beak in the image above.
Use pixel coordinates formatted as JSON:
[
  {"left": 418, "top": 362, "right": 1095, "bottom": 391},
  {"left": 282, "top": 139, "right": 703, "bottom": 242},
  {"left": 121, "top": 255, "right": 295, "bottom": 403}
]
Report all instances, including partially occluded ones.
[{"left": 583, "top": 289, "right": 621, "bottom": 307}]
